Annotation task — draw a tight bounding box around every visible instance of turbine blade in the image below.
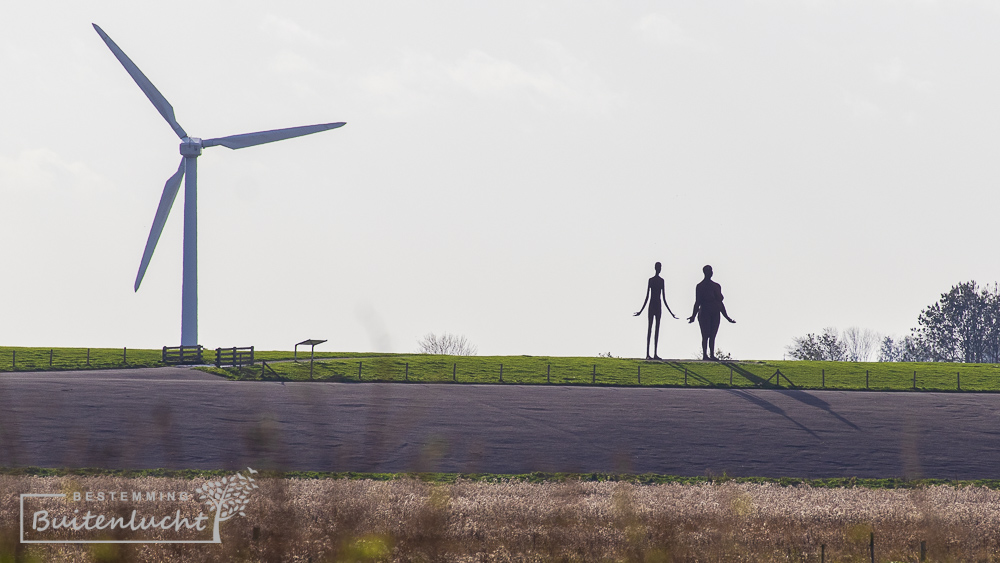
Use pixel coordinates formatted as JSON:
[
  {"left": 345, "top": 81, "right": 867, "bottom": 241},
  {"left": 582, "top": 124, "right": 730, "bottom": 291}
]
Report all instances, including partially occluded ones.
[
  {"left": 93, "top": 23, "right": 188, "bottom": 139},
  {"left": 203, "top": 122, "right": 345, "bottom": 150},
  {"left": 135, "top": 158, "right": 186, "bottom": 291}
]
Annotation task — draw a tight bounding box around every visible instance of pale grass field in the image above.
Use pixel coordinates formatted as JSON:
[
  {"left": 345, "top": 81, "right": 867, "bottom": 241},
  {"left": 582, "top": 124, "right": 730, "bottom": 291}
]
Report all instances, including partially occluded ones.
[{"left": 3, "top": 475, "right": 1000, "bottom": 562}]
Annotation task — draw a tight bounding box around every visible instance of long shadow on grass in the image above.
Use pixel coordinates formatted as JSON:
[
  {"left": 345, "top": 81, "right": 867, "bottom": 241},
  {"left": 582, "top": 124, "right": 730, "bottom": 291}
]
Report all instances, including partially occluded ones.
[
  {"left": 662, "top": 362, "right": 715, "bottom": 385},
  {"left": 723, "top": 362, "right": 772, "bottom": 387},
  {"left": 723, "top": 362, "right": 860, "bottom": 432}
]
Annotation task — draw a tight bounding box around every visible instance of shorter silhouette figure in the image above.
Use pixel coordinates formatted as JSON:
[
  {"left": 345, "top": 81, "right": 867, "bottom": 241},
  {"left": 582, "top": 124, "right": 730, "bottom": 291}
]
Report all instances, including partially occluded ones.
[
  {"left": 634, "top": 262, "right": 678, "bottom": 360},
  {"left": 687, "top": 265, "right": 735, "bottom": 361}
]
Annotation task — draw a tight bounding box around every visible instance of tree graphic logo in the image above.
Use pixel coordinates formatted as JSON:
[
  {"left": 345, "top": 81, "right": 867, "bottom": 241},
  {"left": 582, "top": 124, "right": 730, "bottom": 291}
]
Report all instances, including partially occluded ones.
[{"left": 195, "top": 467, "right": 260, "bottom": 543}]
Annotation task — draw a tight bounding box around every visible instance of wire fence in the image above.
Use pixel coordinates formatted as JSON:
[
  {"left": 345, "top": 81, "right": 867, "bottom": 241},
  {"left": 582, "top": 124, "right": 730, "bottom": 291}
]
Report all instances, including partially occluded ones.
[
  {"left": 0, "top": 347, "right": 164, "bottom": 371},
  {"left": 0, "top": 347, "right": 237, "bottom": 371},
  {"left": 3, "top": 348, "right": 996, "bottom": 393},
  {"left": 243, "top": 358, "right": 1000, "bottom": 392},
  {"left": 0, "top": 345, "right": 272, "bottom": 372}
]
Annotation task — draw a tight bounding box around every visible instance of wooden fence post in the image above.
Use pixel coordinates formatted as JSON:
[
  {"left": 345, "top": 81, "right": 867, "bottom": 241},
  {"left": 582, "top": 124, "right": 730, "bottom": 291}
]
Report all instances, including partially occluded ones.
[
  {"left": 729, "top": 365, "right": 733, "bottom": 385},
  {"left": 123, "top": 347, "right": 127, "bottom": 364},
  {"left": 684, "top": 366, "right": 687, "bottom": 385},
  {"left": 11, "top": 351, "right": 15, "bottom": 370},
  {"left": 592, "top": 364, "right": 596, "bottom": 384},
  {"left": 358, "top": 361, "right": 362, "bottom": 380},
  {"left": 49, "top": 349, "right": 53, "bottom": 367},
  {"left": 500, "top": 364, "right": 503, "bottom": 383},
  {"left": 869, "top": 531, "right": 874, "bottom": 563},
  {"left": 547, "top": 364, "right": 551, "bottom": 384}
]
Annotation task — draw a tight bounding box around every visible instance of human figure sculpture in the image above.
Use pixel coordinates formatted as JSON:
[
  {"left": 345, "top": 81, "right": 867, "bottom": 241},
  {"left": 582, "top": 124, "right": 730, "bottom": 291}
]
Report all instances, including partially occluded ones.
[
  {"left": 687, "top": 265, "right": 736, "bottom": 360},
  {"left": 634, "top": 262, "right": 678, "bottom": 360}
]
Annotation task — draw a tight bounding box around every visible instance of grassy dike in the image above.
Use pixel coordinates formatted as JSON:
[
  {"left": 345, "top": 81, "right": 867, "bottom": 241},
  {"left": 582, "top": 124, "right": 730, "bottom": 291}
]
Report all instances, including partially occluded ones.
[
  {"left": 0, "top": 346, "right": 383, "bottom": 372},
  {"left": 4, "top": 346, "right": 1000, "bottom": 392},
  {"left": 217, "top": 354, "right": 1000, "bottom": 392}
]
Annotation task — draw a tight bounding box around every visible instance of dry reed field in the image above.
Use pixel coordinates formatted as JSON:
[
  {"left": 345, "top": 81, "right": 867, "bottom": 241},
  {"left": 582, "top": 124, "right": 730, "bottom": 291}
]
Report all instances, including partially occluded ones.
[{"left": 3, "top": 475, "right": 1000, "bottom": 562}]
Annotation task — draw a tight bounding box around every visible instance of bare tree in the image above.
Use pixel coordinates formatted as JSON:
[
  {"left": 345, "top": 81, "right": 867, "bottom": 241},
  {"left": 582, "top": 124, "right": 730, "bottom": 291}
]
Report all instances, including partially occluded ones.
[
  {"left": 842, "top": 327, "right": 881, "bottom": 362},
  {"left": 417, "top": 332, "right": 478, "bottom": 356}
]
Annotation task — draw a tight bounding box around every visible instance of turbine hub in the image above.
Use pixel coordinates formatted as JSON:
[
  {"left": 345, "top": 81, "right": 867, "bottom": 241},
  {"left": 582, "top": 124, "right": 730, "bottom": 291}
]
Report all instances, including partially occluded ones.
[{"left": 179, "top": 137, "right": 203, "bottom": 156}]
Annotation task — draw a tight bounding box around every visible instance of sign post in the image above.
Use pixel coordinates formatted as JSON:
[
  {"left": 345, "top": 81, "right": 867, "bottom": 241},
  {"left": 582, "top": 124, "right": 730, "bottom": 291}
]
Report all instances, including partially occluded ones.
[{"left": 295, "top": 339, "right": 327, "bottom": 380}]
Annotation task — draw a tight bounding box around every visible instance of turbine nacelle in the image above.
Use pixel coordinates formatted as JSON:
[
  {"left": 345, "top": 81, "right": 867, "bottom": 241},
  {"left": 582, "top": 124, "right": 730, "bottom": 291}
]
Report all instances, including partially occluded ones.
[{"left": 180, "top": 137, "right": 203, "bottom": 156}]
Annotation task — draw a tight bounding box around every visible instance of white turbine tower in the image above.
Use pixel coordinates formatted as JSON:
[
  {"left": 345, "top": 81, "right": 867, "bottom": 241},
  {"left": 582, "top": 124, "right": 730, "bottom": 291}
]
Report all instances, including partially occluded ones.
[{"left": 93, "top": 23, "right": 345, "bottom": 346}]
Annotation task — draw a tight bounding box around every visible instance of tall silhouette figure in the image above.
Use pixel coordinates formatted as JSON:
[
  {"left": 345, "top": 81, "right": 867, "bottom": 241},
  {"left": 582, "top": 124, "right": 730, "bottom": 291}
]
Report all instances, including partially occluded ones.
[
  {"left": 687, "top": 265, "right": 736, "bottom": 360},
  {"left": 634, "top": 262, "right": 678, "bottom": 360}
]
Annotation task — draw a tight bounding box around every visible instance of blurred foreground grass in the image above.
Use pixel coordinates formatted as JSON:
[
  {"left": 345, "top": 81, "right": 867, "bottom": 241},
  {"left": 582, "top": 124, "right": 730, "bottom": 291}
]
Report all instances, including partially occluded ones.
[{"left": 3, "top": 473, "right": 999, "bottom": 562}]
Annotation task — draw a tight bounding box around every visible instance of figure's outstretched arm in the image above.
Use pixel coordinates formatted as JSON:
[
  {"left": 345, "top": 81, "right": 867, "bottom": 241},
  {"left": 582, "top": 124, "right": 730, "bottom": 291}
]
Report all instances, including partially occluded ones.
[
  {"left": 718, "top": 285, "right": 735, "bottom": 323},
  {"left": 634, "top": 287, "right": 650, "bottom": 316},
  {"left": 687, "top": 292, "right": 700, "bottom": 323},
  {"left": 721, "top": 302, "right": 736, "bottom": 323},
  {"left": 687, "top": 303, "right": 699, "bottom": 323},
  {"left": 661, "top": 289, "right": 678, "bottom": 319}
]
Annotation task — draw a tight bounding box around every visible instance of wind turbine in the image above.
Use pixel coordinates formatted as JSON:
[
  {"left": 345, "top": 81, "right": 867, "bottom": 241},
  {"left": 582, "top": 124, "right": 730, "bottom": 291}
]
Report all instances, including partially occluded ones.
[{"left": 93, "top": 23, "right": 345, "bottom": 346}]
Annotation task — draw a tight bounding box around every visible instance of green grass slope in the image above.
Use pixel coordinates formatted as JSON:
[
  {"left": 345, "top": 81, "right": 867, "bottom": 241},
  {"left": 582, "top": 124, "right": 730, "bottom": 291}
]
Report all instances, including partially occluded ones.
[
  {"left": 231, "top": 355, "right": 1000, "bottom": 392},
  {"left": 3, "top": 346, "right": 997, "bottom": 393},
  {"left": 0, "top": 346, "right": 378, "bottom": 372}
]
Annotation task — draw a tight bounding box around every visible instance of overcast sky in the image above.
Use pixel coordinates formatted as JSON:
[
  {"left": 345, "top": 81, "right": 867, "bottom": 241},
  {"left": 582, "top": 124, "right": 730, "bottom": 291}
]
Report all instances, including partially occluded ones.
[{"left": 2, "top": 1, "right": 999, "bottom": 359}]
